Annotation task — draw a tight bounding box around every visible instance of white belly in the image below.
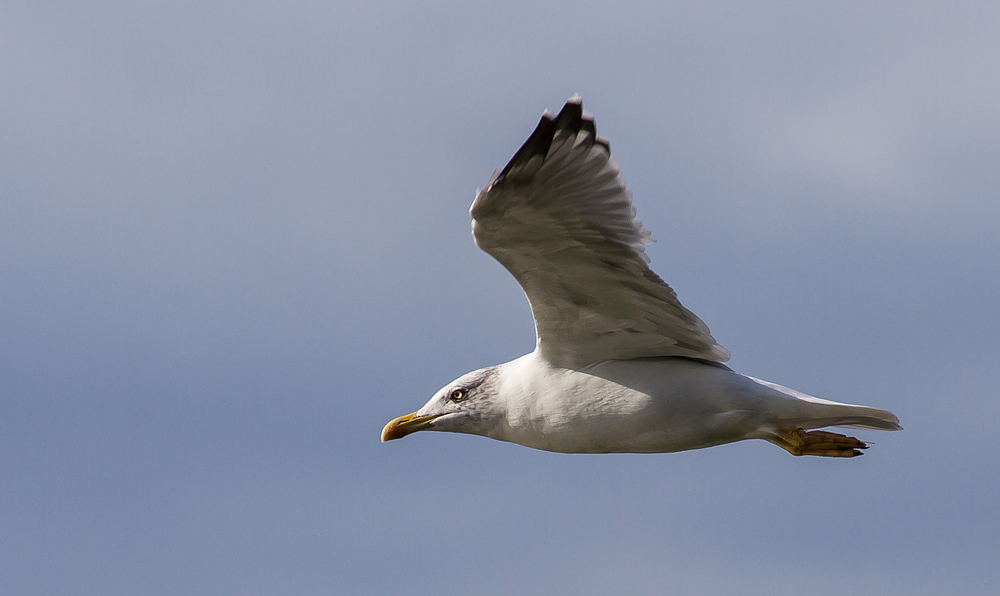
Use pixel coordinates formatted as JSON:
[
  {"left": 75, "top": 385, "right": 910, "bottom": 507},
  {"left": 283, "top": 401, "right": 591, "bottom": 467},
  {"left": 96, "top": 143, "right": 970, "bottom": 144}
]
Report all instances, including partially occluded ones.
[{"left": 496, "top": 356, "right": 770, "bottom": 454}]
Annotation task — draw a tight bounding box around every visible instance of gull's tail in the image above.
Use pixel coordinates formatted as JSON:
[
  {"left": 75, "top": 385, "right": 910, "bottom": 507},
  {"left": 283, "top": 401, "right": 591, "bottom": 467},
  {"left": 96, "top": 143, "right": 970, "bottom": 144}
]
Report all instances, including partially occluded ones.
[
  {"left": 747, "top": 376, "right": 901, "bottom": 457},
  {"left": 749, "top": 376, "right": 902, "bottom": 431}
]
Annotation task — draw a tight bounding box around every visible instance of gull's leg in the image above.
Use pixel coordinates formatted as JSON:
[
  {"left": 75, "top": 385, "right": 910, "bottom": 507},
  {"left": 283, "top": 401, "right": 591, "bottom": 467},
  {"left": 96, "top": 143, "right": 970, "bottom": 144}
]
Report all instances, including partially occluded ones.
[{"left": 768, "top": 428, "right": 868, "bottom": 458}]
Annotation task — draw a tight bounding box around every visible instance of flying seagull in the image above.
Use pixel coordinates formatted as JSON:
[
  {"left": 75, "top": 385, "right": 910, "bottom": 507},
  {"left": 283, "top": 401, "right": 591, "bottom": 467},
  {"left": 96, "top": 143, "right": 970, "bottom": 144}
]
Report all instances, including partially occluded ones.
[{"left": 382, "top": 97, "right": 900, "bottom": 457}]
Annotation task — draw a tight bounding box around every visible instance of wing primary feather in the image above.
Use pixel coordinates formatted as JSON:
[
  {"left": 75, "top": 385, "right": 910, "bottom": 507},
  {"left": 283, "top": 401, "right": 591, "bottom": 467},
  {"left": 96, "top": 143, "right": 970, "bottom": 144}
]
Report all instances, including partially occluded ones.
[{"left": 498, "top": 113, "right": 557, "bottom": 185}]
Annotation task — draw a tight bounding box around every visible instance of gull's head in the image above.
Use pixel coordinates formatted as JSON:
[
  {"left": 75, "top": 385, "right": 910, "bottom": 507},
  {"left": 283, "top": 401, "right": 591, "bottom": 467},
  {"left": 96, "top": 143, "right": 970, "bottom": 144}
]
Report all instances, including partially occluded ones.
[{"left": 381, "top": 366, "right": 503, "bottom": 443}]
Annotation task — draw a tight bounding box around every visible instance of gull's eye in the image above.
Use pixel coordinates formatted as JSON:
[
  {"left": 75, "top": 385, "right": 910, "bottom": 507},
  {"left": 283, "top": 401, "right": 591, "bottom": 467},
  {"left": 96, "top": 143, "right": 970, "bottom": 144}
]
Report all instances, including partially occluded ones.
[{"left": 449, "top": 388, "right": 467, "bottom": 402}]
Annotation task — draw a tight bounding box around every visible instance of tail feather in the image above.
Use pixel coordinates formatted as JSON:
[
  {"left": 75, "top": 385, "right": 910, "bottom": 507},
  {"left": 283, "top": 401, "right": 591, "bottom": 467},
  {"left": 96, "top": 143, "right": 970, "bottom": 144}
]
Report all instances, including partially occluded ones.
[
  {"left": 748, "top": 376, "right": 902, "bottom": 432},
  {"left": 827, "top": 411, "right": 902, "bottom": 432},
  {"left": 796, "top": 410, "right": 901, "bottom": 432}
]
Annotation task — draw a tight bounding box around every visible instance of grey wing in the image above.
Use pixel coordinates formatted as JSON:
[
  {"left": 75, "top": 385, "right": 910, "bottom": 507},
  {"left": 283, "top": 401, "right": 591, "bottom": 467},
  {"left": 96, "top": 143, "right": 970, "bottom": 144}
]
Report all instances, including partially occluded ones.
[{"left": 470, "top": 97, "right": 730, "bottom": 368}]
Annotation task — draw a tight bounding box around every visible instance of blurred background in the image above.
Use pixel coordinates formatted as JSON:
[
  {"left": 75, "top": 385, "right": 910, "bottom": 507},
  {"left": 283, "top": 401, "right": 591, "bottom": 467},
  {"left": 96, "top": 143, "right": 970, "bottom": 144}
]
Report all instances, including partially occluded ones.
[{"left": 2, "top": 1, "right": 998, "bottom": 594}]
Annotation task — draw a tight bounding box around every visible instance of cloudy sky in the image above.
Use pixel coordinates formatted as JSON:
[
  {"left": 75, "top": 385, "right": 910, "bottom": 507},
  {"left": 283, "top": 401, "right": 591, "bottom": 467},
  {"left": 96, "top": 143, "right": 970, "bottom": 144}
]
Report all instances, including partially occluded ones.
[{"left": 3, "top": 1, "right": 998, "bottom": 594}]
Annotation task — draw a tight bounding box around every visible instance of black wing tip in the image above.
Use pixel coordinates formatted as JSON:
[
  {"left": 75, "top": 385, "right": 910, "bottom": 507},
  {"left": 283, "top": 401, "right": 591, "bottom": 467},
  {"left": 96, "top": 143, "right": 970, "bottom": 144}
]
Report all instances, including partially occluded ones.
[
  {"left": 496, "top": 96, "right": 608, "bottom": 186},
  {"left": 561, "top": 96, "right": 610, "bottom": 153},
  {"left": 497, "top": 111, "right": 557, "bottom": 182}
]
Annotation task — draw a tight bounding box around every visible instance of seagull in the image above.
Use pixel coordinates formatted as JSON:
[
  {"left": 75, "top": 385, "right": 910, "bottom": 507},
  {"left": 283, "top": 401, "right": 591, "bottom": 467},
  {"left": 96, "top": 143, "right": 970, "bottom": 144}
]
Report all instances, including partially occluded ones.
[{"left": 382, "top": 96, "right": 901, "bottom": 457}]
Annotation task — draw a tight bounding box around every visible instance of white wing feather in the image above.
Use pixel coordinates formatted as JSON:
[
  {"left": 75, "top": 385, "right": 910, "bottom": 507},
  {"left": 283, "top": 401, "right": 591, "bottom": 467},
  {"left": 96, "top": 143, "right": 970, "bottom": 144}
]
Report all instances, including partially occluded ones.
[{"left": 470, "top": 98, "right": 730, "bottom": 368}]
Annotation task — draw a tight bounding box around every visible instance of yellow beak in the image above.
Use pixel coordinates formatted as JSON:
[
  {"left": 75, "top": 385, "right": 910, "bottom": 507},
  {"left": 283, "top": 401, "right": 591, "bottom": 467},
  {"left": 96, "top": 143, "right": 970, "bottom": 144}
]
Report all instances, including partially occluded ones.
[{"left": 381, "top": 412, "right": 443, "bottom": 442}]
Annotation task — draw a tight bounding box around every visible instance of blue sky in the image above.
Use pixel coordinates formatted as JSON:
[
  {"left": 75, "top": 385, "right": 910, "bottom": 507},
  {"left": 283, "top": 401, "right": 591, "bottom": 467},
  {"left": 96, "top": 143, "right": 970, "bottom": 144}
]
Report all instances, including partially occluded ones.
[{"left": 3, "top": 1, "right": 999, "bottom": 594}]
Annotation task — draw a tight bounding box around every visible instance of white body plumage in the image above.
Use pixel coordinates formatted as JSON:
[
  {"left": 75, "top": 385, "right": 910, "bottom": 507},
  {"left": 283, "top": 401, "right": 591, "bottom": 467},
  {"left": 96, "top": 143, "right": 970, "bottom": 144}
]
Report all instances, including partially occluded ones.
[{"left": 426, "top": 353, "right": 898, "bottom": 454}]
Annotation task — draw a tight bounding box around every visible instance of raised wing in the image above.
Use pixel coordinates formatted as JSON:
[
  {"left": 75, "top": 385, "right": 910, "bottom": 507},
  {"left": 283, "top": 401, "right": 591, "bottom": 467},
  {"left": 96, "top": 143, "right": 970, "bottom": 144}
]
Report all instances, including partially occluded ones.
[{"left": 470, "top": 97, "right": 730, "bottom": 368}]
